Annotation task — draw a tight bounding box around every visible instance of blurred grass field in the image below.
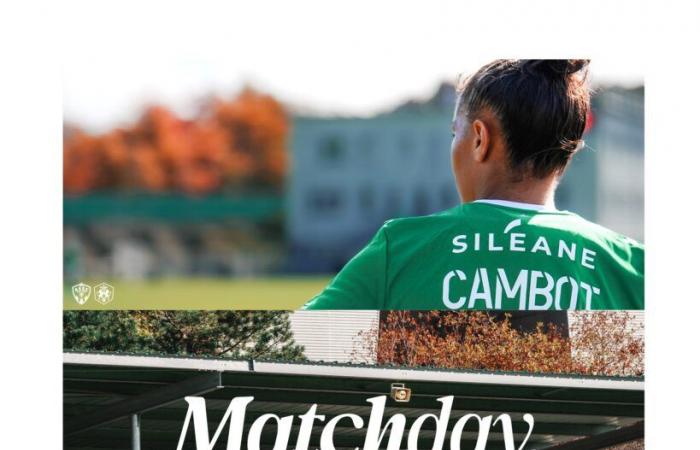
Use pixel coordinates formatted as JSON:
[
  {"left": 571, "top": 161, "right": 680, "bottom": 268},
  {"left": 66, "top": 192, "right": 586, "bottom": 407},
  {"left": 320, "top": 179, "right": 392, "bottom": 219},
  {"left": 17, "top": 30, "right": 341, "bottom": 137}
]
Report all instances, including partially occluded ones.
[{"left": 63, "top": 276, "right": 332, "bottom": 310}]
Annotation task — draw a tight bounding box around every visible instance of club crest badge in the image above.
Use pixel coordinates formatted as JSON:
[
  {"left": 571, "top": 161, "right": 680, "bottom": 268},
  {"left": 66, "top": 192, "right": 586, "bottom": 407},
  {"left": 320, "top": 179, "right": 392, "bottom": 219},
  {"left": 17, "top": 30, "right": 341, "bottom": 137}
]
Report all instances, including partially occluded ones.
[
  {"left": 71, "top": 283, "right": 92, "bottom": 305},
  {"left": 94, "top": 282, "right": 115, "bottom": 305}
]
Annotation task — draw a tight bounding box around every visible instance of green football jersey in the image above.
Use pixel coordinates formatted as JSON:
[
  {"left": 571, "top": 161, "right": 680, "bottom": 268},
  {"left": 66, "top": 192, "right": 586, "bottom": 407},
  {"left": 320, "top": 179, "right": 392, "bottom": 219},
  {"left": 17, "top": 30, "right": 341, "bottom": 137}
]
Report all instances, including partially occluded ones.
[{"left": 304, "top": 201, "right": 644, "bottom": 310}]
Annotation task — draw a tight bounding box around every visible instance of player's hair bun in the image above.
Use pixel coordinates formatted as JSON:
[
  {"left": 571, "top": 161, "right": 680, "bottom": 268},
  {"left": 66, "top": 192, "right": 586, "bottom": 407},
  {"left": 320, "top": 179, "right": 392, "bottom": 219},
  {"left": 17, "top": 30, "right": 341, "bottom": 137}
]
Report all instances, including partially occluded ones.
[
  {"left": 525, "top": 59, "right": 590, "bottom": 78},
  {"left": 457, "top": 59, "right": 591, "bottom": 177}
]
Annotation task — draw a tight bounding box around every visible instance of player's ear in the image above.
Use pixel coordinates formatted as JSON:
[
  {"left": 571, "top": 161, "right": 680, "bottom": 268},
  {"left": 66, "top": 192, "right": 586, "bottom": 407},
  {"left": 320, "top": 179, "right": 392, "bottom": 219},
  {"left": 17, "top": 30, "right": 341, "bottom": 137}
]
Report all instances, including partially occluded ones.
[{"left": 472, "top": 119, "right": 490, "bottom": 162}]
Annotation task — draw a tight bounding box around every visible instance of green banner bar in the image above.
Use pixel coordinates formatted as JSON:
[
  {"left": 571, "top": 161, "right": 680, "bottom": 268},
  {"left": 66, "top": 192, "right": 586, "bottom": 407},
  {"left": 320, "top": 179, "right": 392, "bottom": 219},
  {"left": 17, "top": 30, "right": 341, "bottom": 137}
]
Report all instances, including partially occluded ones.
[{"left": 64, "top": 194, "right": 284, "bottom": 225}]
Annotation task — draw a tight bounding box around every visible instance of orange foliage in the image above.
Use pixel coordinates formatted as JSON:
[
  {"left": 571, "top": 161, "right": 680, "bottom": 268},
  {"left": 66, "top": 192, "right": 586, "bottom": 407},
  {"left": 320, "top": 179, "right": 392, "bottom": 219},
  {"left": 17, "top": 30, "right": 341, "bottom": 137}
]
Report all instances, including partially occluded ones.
[
  {"left": 63, "top": 89, "right": 289, "bottom": 195},
  {"left": 355, "top": 311, "right": 643, "bottom": 377}
]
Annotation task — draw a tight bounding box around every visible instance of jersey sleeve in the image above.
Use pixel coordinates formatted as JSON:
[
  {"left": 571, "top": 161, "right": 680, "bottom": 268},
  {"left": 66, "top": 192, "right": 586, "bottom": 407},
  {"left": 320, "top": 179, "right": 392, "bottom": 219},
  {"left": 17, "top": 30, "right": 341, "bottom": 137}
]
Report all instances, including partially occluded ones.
[
  {"left": 627, "top": 239, "right": 645, "bottom": 309},
  {"left": 303, "top": 225, "right": 388, "bottom": 309}
]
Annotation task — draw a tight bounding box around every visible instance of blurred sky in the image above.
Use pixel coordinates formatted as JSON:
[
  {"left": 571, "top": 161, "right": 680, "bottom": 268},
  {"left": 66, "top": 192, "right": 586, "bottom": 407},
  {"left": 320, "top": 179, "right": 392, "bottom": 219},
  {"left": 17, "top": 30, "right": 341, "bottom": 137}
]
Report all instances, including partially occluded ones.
[{"left": 62, "top": 1, "right": 645, "bottom": 132}]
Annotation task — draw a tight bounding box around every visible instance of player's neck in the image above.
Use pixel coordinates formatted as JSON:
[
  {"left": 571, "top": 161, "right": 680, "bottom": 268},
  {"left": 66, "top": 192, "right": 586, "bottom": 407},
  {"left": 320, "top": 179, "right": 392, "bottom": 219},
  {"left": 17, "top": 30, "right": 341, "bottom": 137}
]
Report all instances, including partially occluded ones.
[{"left": 476, "top": 178, "right": 557, "bottom": 208}]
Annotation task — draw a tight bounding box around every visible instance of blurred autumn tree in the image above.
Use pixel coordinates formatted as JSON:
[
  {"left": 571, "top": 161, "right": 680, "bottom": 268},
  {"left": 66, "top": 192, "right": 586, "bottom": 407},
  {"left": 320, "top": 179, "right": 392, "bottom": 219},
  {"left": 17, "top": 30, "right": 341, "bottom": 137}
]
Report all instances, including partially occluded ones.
[
  {"left": 63, "top": 310, "right": 305, "bottom": 360},
  {"left": 63, "top": 89, "right": 289, "bottom": 195},
  {"left": 355, "top": 311, "right": 643, "bottom": 377}
]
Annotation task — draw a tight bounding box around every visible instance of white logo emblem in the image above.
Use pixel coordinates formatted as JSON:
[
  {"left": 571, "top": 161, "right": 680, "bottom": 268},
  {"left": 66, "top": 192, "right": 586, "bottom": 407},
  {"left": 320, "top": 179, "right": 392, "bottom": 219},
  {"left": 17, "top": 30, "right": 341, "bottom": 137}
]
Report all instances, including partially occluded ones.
[
  {"left": 71, "top": 283, "right": 92, "bottom": 305},
  {"left": 94, "top": 282, "right": 115, "bottom": 305}
]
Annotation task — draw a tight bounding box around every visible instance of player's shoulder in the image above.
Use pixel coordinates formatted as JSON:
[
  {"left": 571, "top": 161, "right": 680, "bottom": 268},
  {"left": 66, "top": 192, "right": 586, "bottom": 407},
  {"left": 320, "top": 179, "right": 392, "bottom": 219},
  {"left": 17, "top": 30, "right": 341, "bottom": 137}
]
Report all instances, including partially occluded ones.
[
  {"left": 566, "top": 213, "right": 644, "bottom": 251},
  {"left": 552, "top": 213, "right": 644, "bottom": 274},
  {"left": 381, "top": 205, "right": 465, "bottom": 233}
]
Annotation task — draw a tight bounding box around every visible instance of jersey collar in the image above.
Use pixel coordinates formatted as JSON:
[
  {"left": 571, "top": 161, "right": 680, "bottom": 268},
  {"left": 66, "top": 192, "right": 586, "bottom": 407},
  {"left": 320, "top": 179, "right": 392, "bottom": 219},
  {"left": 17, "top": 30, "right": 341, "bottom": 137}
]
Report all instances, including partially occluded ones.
[{"left": 473, "top": 199, "right": 557, "bottom": 212}]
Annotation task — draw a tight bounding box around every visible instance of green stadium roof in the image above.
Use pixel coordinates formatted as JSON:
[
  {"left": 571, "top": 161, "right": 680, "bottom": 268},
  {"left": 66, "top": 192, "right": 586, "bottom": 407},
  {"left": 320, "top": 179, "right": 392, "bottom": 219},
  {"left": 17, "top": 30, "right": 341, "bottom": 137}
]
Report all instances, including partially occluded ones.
[{"left": 64, "top": 352, "right": 643, "bottom": 450}]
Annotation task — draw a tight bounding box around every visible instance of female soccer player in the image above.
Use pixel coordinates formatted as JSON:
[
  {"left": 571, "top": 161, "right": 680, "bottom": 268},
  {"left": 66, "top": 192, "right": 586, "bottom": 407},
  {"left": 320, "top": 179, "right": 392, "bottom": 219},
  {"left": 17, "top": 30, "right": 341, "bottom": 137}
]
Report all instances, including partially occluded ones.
[{"left": 305, "top": 59, "right": 643, "bottom": 310}]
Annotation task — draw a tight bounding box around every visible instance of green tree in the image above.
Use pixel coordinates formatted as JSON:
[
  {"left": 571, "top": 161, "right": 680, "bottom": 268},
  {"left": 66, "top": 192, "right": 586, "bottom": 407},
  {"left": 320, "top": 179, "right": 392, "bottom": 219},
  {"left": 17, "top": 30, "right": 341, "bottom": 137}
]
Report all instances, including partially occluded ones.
[{"left": 63, "top": 311, "right": 305, "bottom": 360}]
